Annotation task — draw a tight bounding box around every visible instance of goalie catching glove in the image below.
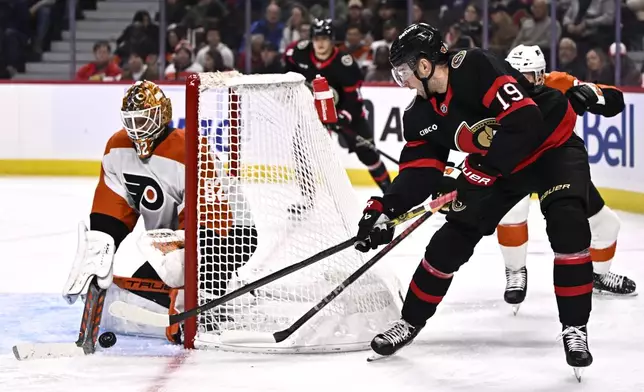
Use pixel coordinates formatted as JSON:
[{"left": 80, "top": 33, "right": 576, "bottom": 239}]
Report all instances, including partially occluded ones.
[
  {"left": 136, "top": 229, "right": 185, "bottom": 289},
  {"left": 355, "top": 197, "right": 396, "bottom": 252}
]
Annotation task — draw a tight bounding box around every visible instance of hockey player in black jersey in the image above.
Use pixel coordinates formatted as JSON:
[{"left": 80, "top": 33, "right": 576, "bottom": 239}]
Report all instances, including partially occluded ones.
[
  {"left": 354, "top": 23, "right": 593, "bottom": 379},
  {"left": 284, "top": 19, "right": 391, "bottom": 211}
]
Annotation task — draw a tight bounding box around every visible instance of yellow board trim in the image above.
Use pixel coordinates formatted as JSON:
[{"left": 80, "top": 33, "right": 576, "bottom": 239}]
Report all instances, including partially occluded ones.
[
  {"left": 1, "top": 160, "right": 643, "bottom": 214},
  {"left": 0, "top": 160, "right": 102, "bottom": 176}
]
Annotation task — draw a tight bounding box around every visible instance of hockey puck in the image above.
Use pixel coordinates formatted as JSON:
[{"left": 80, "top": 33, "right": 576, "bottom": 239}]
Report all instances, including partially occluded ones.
[{"left": 98, "top": 332, "right": 117, "bottom": 348}]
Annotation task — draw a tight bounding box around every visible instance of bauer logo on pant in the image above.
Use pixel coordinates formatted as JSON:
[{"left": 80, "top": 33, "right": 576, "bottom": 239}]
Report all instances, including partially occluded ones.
[{"left": 539, "top": 183, "right": 571, "bottom": 202}]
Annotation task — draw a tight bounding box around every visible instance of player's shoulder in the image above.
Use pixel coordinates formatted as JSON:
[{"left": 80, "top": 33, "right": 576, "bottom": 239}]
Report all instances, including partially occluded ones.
[
  {"left": 104, "top": 129, "right": 133, "bottom": 155},
  {"left": 545, "top": 71, "right": 577, "bottom": 93},
  {"left": 449, "top": 48, "right": 493, "bottom": 71},
  {"left": 154, "top": 128, "right": 185, "bottom": 164},
  {"left": 333, "top": 48, "right": 358, "bottom": 68},
  {"left": 285, "top": 39, "right": 311, "bottom": 58},
  {"left": 402, "top": 96, "right": 438, "bottom": 142}
]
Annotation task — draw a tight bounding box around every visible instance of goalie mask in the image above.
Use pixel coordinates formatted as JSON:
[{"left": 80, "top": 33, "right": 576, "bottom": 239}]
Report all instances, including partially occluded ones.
[{"left": 121, "top": 80, "right": 173, "bottom": 159}]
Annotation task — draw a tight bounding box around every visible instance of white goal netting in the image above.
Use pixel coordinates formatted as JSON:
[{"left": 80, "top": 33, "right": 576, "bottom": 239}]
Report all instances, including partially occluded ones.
[{"left": 187, "top": 71, "right": 402, "bottom": 353}]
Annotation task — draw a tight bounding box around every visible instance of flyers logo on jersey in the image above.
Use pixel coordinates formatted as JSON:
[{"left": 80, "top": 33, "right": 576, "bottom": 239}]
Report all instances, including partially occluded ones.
[
  {"left": 455, "top": 118, "right": 499, "bottom": 154},
  {"left": 123, "top": 173, "right": 164, "bottom": 211}
]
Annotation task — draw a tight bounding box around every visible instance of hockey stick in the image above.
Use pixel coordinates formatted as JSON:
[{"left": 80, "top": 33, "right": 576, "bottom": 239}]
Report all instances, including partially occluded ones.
[
  {"left": 108, "top": 191, "right": 456, "bottom": 329},
  {"left": 329, "top": 126, "right": 399, "bottom": 165},
  {"left": 271, "top": 191, "right": 455, "bottom": 343},
  {"left": 13, "top": 278, "right": 107, "bottom": 360},
  {"left": 220, "top": 192, "right": 453, "bottom": 345}
]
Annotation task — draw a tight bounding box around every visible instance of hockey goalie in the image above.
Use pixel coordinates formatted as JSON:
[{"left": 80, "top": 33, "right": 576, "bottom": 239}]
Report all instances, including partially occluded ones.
[{"left": 61, "top": 80, "right": 257, "bottom": 344}]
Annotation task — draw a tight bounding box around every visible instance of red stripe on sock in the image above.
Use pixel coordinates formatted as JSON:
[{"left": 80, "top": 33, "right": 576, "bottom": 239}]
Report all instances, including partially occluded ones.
[
  {"left": 421, "top": 258, "right": 453, "bottom": 279},
  {"left": 372, "top": 171, "right": 389, "bottom": 182},
  {"left": 554, "top": 254, "right": 591, "bottom": 265},
  {"left": 554, "top": 283, "right": 593, "bottom": 297},
  {"left": 409, "top": 281, "right": 444, "bottom": 304}
]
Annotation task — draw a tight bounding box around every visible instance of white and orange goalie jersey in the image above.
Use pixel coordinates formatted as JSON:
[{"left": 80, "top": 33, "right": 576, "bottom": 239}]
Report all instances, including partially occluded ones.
[{"left": 62, "top": 80, "right": 253, "bottom": 343}]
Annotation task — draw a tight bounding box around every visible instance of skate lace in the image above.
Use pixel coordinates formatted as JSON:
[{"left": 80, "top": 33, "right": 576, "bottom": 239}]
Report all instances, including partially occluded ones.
[
  {"left": 506, "top": 268, "right": 527, "bottom": 290},
  {"left": 558, "top": 326, "right": 588, "bottom": 352},
  {"left": 381, "top": 320, "right": 413, "bottom": 345},
  {"left": 601, "top": 272, "right": 625, "bottom": 289}
]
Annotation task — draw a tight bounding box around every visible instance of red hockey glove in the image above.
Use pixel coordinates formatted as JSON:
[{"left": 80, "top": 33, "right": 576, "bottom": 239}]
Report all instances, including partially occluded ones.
[{"left": 355, "top": 196, "right": 395, "bottom": 253}]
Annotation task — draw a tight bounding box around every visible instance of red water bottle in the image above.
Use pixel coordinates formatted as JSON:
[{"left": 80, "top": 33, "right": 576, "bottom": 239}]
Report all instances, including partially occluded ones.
[{"left": 312, "top": 75, "right": 337, "bottom": 124}]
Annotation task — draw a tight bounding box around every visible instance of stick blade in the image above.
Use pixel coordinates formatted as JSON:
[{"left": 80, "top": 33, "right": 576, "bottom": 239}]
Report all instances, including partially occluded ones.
[
  {"left": 108, "top": 301, "right": 170, "bottom": 327},
  {"left": 13, "top": 343, "right": 87, "bottom": 361},
  {"left": 272, "top": 329, "right": 291, "bottom": 343},
  {"left": 219, "top": 331, "right": 277, "bottom": 344}
]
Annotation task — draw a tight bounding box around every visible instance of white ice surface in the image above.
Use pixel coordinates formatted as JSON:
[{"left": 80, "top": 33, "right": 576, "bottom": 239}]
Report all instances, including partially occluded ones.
[{"left": 1, "top": 177, "right": 643, "bottom": 392}]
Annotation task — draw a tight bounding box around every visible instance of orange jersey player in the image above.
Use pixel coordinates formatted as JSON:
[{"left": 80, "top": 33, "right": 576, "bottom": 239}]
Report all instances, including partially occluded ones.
[
  {"left": 62, "top": 80, "right": 257, "bottom": 343},
  {"left": 493, "top": 45, "right": 635, "bottom": 315}
]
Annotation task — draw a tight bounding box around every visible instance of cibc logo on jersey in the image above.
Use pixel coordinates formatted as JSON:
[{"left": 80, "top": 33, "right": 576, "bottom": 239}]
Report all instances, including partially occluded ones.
[
  {"left": 582, "top": 104, "right": 635, "bottom": 168},
  {"left": 454, "top": 118, "right": 499, "bottom": 154},
  {"left": 123, "top": 173, "right": 165, "bottom": 211}
]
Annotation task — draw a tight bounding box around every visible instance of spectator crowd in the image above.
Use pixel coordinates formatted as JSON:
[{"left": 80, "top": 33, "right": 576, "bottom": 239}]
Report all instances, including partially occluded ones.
[{"left": 1, "top": 0, "right": 643, "bottom": 86}]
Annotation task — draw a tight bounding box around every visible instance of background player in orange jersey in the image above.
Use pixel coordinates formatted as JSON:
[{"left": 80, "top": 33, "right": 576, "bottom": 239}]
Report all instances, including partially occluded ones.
[{"left": 496, "top": 45, "right": 636, "bottom": 314}]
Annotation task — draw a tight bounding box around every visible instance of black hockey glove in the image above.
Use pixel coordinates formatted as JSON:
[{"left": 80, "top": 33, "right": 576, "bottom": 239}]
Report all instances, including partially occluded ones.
[
  {"left": 454, "top": 154, "right": 499, "bottom": 207},
  {"left": 433, "top": 161, "right": 462, "bottom": 214},
  {"left": 565, "top": 84, "right": 599, "bottom": 115},
  {"left": 355, "top": 196, "right": 395, "bottom": 253},
  {"left": 325, "top": 109, "right": 352, "bottom": 132}
]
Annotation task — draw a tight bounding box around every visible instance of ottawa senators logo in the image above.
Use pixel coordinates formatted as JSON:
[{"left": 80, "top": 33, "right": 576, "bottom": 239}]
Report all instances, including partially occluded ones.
[
  {"left": 454, "top": 118, "right": 500, "bottom": 154},
  {"left": 123, "top": 173, "right": 164, "bottom": 211}
]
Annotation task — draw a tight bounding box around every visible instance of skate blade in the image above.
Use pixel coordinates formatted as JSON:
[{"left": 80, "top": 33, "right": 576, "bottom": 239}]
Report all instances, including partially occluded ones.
[
  {"left": 367, "top": 353, "right": 394, "bottom": 362},
  {"left": 593, "top": 288, "right": 638, "bottom": 297},
  {"left": 511, "top": 304, "right": 521, "bottom": 316},
  {"left": 573, "top": 367, "right": 584, "bottom": 382}
]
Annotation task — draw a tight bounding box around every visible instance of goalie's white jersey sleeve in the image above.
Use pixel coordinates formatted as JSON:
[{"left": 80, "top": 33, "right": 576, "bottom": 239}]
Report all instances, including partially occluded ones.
[{"left": 91, "top": 128, "right": 233, "bottom": 238}]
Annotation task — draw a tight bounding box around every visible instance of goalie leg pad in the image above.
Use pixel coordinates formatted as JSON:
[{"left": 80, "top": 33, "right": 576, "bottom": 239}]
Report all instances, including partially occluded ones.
[{"left": 102, "top": 284, "right": 169, "bottom": 339}]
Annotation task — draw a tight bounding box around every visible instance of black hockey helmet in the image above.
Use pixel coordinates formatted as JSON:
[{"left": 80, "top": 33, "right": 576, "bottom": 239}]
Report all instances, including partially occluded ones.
[
  {"left": 389, "top": 23, "right": 448, "bottom": 92},
  {"left": 312, "top": 18, "right": 334, "bottom": 39}
]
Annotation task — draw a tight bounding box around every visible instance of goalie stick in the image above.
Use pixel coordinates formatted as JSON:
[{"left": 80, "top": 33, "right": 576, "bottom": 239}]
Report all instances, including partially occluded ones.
[
  {"left": 108, "top": 191, "right": 457, "bottom": 330},
  {"left": 13, "top": 278, "right": 107, "bottom": 361}
]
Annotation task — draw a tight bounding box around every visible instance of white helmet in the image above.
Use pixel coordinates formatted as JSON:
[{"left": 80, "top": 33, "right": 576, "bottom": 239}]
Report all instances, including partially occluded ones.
[{"left": 506, "top": 44, "right": 546, "bottom": 85}]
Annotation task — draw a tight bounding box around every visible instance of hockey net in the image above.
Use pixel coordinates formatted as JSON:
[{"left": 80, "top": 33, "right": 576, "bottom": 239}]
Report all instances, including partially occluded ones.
[{"left": 184, "top": 71, "right": 401, "bottom": 353}]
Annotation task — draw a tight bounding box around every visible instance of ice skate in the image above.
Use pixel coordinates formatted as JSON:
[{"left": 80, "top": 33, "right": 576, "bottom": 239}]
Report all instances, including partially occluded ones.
[
  {"left": 558, "top": 325, "right": 593, "bottom": 382},
  {"left": 593, "top": 272, "right": 637, "bottom": 296},
  {"left": 368, "top": 319, "right": 423, "bottom": 361},
  {"left": 504, "top": 266, "right": 527, "bottom": 315}
]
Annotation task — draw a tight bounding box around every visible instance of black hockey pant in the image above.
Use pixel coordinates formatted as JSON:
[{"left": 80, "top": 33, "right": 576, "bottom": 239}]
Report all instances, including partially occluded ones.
[{"left": 401, "top": 134, "right": 593, "bottom": 328}]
